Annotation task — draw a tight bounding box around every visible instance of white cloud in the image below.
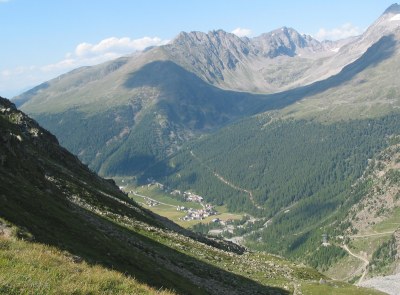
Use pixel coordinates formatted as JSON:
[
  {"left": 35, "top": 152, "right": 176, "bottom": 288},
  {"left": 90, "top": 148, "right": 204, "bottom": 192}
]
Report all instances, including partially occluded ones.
[
  {"left": 315, "top": 23, "right": 363, "bottom": 41},
  {"left": 231, "top": 27, "right": 252, "bottom": 37},
  {"left": 74, "top": 36, "right": 167, "bottom": 58},
  {"left": 0, "top": 36, "right": 169, "bottom": 98},
  {"left": 42, "top": 36, "right": 169, "bottom": 72}
]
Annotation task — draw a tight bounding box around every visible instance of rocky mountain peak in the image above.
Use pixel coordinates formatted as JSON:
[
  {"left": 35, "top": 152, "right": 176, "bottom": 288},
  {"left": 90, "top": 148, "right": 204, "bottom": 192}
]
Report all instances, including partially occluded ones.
[
  {"left": 357, "top": 3, "right": 400, "bottom": 47},
  {"left": 384, "top": 3, "right": 400, "bottom": 14},
  {"left": 252, "top": 26, "right": 323, "bottom": 58},
  {"left": 376, "top": 3, "right": 400, "bottom": 23},
  {"left": 208, "top": 29, "right": 230, "bottom": 37},
  {"left": 170, "top": 27, "right": 328, "bottom": 62},
  {"left": 172, "top": 29, "right": 245, "bottom": 49},
  {"left": 166, "top": 29, "right": 252, "bottom": 81}
]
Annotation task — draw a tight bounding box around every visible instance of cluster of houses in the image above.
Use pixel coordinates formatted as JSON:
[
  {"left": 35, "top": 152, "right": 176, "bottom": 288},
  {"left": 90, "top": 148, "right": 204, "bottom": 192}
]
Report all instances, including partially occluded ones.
[
  {"left": 173, "top": 191, "right": 218, "bottom": 221},
  {"left": 171, "top": 190, "right": 204, "bottom": 203},
  {"left": 180, "top": 206, "right": 217, "bottom": 221},
  {"left": 144, "top": 198, "right": 159, "bottom": 207},
  {"left": 139, "top": 178, "right": 220, "bottom": 221}
]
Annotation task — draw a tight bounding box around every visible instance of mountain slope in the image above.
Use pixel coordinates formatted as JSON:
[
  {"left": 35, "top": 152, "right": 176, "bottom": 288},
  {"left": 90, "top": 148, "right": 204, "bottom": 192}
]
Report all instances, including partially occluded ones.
[
  {"left": 278, "top": 30, "right": 400, "bottom": 121},
  {"left": 290, "top": 3, "right": 400, "bottom": 91},
  {"left": 311, "top": 139, "right": 400, "bottom": 294},
  {"left": 140, "top": 26, "right": 400, "bottom": 205},
  {"left": 0, "top": 96, "right": 206, "bottom": 293},
  {"left": 17, "top": 60, "right": 272, "bottom": 176},
  {"left": 1, "top": 96, "right": 383, "bottom": 294},
  {"left": 326, "top": 141, "right": 400, "bottom": 281}
]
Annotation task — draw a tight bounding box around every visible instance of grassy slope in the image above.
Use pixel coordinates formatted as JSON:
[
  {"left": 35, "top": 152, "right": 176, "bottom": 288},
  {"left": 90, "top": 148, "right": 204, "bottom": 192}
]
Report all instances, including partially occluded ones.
[
  {"left": 0, "top": 231, "right": 173, "bottom": 295},
  {"left": 0, "top": 99, "right": 201, "bottom": 294}
]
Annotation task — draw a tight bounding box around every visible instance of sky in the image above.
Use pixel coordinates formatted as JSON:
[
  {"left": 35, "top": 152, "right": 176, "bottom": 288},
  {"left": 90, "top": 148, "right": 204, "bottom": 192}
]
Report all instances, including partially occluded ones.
[{"left": 0, "top": 0, "right": 397, "bottom": 98}]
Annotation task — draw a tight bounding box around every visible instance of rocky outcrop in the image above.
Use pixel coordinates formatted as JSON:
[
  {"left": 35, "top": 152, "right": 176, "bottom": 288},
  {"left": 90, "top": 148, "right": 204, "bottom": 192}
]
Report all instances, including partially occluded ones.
[
  {"left": 167, "top": 30, "right": 253, "bottom": 81},
  {"left": 165, "top": 27, "right": 334, "bottom": 87}
]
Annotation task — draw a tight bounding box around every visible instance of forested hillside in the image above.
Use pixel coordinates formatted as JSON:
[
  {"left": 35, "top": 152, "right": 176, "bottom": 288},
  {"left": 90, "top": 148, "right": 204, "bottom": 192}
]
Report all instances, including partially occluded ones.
[{"left": 146, "top": 114, "right": 399, "bottom": 215}]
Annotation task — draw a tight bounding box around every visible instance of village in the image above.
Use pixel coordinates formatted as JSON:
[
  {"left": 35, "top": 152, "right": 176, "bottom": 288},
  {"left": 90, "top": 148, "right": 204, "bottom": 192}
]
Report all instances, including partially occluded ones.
[
  {"left": 177, "top": 200, "right": 217, "bottom": 221},
  {"left": 122, "top": 178, "right": 219, "bottom": 222},
  {"left": 166, "top": 188, "right": 218, "bottom": 221}
]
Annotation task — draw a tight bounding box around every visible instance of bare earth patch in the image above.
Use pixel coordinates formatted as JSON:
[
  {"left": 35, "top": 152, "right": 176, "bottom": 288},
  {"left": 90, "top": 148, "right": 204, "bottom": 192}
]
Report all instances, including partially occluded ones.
[
  {"left": 0, "top": 222, "right": 12, "bottom": 238},
  {"left": 359, "top": 272, "right": 400, "bottom": 295}
]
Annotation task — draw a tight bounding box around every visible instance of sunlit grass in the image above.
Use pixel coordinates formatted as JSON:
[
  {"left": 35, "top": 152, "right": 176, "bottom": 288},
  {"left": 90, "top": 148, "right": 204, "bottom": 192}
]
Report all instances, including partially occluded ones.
[
  {"left": 372, "top": 207, "right": 400, "bottom": 233},
  {"left": 0, "top": 236, "right": 174, "bottom": 295},
  {"left": 324, "top": 254, "right": 364, "bottom": 281}
]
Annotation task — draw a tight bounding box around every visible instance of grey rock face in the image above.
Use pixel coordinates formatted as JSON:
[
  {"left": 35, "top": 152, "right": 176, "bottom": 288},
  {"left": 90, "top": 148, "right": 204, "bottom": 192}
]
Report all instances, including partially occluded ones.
[
  {"left": 167, "top": 30, "right": 253, "bottom": 81},
  {"left": 384, "top": 3, "right": 400, "bottom": 14},
  {"left": 164, "top": 27, "right": 340, "bottom": 92},
  {"left": 158, "top": 4, "right": 400, "bottom": 93},
  {"left": 252, "top": 27, "right": 322, "bottom": 57}
]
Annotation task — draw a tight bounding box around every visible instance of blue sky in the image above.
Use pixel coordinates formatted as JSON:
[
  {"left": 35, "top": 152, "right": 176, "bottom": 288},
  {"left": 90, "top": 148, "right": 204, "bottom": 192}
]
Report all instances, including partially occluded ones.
[{"left": 0, "top": 0, "right": 397, "bottom": 97}]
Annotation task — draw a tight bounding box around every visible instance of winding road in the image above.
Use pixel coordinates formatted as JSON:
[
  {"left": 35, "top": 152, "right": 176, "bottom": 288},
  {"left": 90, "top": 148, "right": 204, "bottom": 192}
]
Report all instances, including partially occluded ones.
[{"left": 341, "top": 244, "right": 369, "bottom": 284}]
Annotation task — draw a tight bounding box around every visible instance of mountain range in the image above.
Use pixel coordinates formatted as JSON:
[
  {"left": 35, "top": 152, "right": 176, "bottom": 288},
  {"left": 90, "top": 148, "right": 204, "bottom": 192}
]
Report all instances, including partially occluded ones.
[{"left": 9, "top": 2, "right": 400, "bottom": 291}]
